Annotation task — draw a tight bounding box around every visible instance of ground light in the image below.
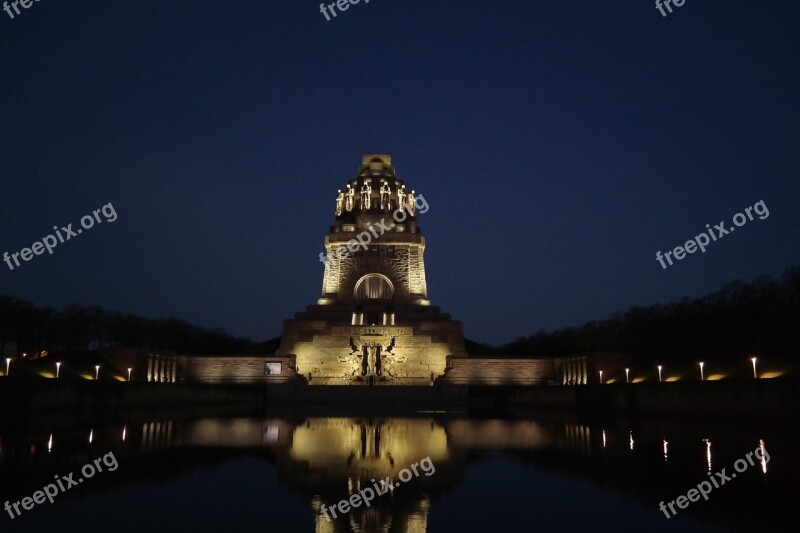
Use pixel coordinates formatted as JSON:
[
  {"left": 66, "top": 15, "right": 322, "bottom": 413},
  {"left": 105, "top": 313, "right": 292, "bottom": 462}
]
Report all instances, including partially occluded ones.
[
  {"left": 56, "top": 361, "right": 61, "bottom": 378},
  {"left": 657, "top": 365, "right": 663, "bottom": 382},
  {"left": 699, "top": 361, "right": 705, "bottom": 381},
  {"left": 751, "top": 357, "right": 758, "bottom": 379},
  {"left": 95, "top": 365, "right": 100, "bottom": 380}
]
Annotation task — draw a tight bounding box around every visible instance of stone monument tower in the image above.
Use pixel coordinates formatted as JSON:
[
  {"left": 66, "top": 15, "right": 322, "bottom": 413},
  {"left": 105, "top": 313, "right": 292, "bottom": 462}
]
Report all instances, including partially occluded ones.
[{"left": 277, "top": 154, "right": 467, "bottom": 385}]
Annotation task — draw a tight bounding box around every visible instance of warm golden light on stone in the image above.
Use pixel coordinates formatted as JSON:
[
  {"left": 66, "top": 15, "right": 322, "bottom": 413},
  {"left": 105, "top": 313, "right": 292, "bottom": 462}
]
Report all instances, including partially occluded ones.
[{"left": 277, "top": 155, "right": 467, "bottom": 385}]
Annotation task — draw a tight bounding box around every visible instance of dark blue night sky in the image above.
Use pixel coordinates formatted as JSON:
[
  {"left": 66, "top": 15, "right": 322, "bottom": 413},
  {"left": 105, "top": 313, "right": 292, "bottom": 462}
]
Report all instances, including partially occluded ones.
[{"left": 1, "top": 1, "right": 798, "bottom": 344}]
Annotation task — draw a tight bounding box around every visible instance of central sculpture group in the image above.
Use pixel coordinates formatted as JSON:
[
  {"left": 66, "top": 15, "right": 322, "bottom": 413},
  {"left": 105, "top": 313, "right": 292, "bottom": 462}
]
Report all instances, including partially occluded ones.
[{"left": 338, "top": 336, "right": 409, "bottom": 382}]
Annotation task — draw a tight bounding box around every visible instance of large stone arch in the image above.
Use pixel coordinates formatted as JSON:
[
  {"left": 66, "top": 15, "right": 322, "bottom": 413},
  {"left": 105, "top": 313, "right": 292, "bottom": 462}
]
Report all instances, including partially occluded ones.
[{"left": 354, "top": 273, "right": 394, "bottom": 301}]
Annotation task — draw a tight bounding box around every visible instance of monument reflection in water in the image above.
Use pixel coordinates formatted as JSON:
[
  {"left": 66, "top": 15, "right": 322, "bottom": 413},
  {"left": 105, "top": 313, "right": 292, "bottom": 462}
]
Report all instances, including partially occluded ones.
[
  {"left": 167, "top": 416, "right": 553, "bottom": 531},
  {"left": 0, "top": 411, "right": 793, "bottom": 532}
]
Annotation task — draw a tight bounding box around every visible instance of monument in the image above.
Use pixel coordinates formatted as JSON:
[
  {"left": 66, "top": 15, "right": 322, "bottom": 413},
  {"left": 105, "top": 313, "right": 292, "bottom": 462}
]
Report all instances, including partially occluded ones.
[
  {"left": 276, "top": 154, "right": 468, "bottom": 385},
  {"left": 173, "top": 154, "right": 555, "bottom": 386}
]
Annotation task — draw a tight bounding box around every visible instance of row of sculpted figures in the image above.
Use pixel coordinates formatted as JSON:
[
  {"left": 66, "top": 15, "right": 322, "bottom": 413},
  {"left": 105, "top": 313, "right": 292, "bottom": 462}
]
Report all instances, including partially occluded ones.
[{"left": 335, "top": 183, "right": 417, "bottom": 215}]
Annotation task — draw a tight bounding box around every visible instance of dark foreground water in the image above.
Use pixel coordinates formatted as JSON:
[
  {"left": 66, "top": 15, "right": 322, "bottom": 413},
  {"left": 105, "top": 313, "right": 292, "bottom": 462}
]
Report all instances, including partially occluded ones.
[{"left": 0, "top": 406, "right": 795, "bottom": 532}]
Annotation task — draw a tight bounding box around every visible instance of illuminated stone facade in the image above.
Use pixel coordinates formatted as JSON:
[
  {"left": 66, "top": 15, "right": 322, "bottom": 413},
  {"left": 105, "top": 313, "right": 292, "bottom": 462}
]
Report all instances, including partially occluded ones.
[{"left": 277, "top": 154, "right": 467, "bottom": 385}]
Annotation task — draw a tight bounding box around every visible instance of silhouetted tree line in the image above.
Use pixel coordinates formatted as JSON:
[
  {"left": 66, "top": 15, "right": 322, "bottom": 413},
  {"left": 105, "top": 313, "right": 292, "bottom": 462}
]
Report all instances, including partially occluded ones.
[
  {"left": 499, "top": 266, "right": 800, "bottom": 364},
  {"left": 0, "top": 297, "right": 256, "bottom": 356}
]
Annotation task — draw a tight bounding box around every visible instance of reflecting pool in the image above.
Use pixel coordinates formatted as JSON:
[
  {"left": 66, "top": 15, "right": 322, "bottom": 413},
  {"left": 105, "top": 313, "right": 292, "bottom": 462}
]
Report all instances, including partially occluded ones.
[{"left": 0, "top": 406, "right": 795, "bottom": 532}]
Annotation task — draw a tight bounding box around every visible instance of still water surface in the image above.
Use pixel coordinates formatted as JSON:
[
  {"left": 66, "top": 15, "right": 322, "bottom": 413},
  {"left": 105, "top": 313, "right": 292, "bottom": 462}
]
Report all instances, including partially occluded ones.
[{"left": 0, "top": 407, "right": 794, "bottom": 532}]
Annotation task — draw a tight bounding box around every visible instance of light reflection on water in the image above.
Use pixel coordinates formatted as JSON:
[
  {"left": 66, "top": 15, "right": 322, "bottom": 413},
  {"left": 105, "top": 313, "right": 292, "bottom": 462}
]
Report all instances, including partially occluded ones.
[{"left": 0, "top": 410, "right": 792, "bottom": 532}]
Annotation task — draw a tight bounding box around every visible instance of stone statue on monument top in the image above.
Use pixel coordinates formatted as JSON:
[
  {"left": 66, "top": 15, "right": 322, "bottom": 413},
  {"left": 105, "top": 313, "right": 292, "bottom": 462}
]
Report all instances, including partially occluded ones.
[
  {"left": 360, "top": 183, "right": 372, "bottom": 210},
  {"left": 380, "top": 183, "right": 391, "bottom": 210},
  {"left": 345, "top": 184, "right": 354, "bottom": 212},
  {"left": 397, "top": 185, "right": 406, "bottom": 210},
  {"left": 335, "top": 190, "right": 344, "bottom": 216}
]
